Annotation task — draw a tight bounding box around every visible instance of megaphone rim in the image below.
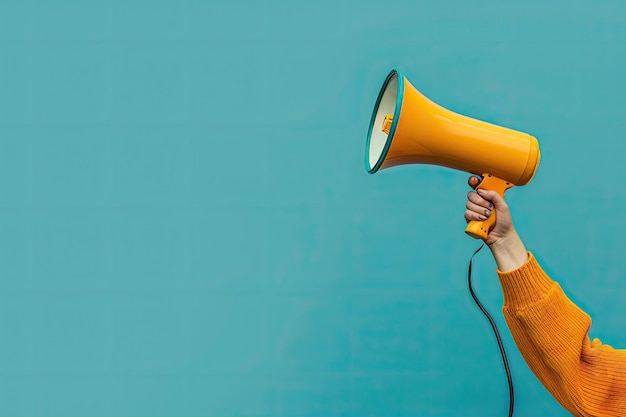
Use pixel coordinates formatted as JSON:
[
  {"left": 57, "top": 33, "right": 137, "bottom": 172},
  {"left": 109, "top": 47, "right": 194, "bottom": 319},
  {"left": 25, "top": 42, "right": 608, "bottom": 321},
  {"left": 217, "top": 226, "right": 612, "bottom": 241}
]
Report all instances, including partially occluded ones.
[{"left": 365, "top": 69, "right": 404, "bottom": 173}]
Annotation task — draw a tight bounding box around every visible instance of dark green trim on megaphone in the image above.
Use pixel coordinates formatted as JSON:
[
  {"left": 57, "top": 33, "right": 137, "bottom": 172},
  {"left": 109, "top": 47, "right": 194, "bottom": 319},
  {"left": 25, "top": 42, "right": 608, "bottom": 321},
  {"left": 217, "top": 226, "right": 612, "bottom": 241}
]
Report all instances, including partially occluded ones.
[{"left": 365, "top": 68, "right": 405, "bottom": 173}]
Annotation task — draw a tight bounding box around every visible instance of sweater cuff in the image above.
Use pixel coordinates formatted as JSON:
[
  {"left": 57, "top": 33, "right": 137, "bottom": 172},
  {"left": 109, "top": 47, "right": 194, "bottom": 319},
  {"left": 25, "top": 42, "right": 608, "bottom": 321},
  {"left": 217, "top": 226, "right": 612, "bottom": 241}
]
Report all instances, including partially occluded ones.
[{"left": 497, "top": 252, "right": 556, "bottom": 309}]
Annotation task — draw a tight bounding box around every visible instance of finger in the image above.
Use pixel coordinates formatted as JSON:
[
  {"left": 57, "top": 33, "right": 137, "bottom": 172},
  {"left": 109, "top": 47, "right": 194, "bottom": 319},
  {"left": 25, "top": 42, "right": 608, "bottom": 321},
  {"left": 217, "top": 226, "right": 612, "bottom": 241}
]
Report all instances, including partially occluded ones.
[
  {"left": 476, "top": 189, "right": 507, "bottom": 210},
  {"left": 466, "top": 201, "right": 492, "bottom": 218},
  {"left": 465, "top": 209, "right": 488, "bottom": 223},
  {"left": 467, "top": 191, "right": 494, "bottom": 209},
  {"left": 467, "top": 176, "right": 482, "bottom": 189}
]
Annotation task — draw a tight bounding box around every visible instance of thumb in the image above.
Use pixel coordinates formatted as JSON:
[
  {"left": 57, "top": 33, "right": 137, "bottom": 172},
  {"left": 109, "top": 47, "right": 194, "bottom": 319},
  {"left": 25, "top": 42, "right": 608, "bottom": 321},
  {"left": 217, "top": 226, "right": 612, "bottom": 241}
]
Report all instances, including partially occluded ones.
[{"left": 476, "top": 188, "right": 507, "bottom": 210}]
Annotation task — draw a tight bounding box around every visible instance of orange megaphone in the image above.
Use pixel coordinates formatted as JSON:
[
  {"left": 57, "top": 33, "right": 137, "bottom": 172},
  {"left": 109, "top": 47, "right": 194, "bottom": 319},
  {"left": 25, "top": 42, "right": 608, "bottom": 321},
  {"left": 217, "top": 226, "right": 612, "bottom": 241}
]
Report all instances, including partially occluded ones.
[{"left": 365, "top": 69, "right": 540, "bottom": 240}]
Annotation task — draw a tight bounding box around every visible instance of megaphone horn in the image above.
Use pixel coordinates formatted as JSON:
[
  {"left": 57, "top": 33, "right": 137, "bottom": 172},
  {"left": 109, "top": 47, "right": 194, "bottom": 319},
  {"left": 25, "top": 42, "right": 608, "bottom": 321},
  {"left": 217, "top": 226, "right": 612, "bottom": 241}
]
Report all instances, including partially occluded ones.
[{"left": 365, "top": 69, "right": 540, "bottom": 240}]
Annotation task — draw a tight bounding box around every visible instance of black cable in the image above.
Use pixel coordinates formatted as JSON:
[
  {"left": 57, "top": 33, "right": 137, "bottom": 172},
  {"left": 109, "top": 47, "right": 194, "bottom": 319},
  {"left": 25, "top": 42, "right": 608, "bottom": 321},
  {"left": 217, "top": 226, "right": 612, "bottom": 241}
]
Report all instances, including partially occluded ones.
[{"left": 468, "top": 244, "right": 514, "bottom": 417}]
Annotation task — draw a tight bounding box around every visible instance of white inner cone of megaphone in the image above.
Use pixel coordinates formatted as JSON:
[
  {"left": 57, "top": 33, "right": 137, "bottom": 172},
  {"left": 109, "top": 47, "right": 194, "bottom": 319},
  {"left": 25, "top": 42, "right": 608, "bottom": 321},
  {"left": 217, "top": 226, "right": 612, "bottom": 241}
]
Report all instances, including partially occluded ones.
[{"left": 369, "top": 73, "right": 399, "bottom": 169}]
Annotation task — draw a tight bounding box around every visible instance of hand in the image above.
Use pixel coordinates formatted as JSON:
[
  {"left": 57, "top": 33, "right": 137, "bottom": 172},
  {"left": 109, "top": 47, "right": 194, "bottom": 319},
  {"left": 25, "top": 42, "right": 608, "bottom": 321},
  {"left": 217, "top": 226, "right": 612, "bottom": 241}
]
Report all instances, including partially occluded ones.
[{"left": 465, "top": 176, "right": 516, "bottom": 246}]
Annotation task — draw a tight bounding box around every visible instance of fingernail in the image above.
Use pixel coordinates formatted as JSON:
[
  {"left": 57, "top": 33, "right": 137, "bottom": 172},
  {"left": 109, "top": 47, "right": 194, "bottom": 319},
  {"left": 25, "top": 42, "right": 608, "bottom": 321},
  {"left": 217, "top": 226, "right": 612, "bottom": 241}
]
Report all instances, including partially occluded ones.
[
  {"left": 477, "top": 189, "right": 485, "bottom": 195},
  {"left": 488, "top": 202, "right": 493, "bottom": 209},
  {"left": 479, "top": 215, "right": 488, "bottom": 221},
  {"left": 484, "top": 209, "right": 491, "bottom": 217}
]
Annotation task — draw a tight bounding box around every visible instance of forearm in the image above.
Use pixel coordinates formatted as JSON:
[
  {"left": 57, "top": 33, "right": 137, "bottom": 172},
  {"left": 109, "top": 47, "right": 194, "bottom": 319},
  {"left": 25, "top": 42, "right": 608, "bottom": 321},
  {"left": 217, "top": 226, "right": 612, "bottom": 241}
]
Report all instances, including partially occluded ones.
[{"left": 501, "top": 273, "right": 591, "bottom": 416}]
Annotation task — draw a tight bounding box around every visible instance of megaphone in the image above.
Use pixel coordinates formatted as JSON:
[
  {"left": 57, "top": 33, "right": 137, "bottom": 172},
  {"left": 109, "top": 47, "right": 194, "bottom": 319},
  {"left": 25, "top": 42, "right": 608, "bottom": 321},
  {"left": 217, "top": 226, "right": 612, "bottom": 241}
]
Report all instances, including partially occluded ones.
[{"left": 365, "top": 69, "right": 540, "bottom": 239}]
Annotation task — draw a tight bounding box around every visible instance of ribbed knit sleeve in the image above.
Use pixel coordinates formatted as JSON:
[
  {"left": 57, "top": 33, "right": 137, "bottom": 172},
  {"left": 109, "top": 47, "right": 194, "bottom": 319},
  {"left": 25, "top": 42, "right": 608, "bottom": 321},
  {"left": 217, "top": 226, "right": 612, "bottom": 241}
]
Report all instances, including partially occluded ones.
[{"left": 497, "top": 252, "right": 626, "bottom": 417}]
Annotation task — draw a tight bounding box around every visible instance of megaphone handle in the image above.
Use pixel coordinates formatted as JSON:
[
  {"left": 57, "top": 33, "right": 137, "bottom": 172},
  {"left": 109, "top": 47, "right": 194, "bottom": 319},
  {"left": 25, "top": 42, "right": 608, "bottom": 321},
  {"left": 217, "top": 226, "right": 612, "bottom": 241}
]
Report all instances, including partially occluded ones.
[{"left": 465, "top": 174, "right": 514, "bottom": 240}]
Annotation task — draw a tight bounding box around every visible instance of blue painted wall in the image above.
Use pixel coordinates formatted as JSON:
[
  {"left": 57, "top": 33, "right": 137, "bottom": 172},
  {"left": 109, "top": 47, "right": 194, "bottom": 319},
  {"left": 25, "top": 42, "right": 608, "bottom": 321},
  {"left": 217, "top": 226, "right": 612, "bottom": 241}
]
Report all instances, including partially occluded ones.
[{"left": 1, "top": 1, "right": 625, "bottom": 416}]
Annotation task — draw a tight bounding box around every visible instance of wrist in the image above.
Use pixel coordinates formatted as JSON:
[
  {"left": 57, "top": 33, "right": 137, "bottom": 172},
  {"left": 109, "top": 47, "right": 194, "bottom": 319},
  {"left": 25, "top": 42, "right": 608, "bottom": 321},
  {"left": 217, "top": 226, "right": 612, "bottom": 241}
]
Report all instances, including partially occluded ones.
[{"left": 488, "top": 230, "right": 528, "bottom": 272}]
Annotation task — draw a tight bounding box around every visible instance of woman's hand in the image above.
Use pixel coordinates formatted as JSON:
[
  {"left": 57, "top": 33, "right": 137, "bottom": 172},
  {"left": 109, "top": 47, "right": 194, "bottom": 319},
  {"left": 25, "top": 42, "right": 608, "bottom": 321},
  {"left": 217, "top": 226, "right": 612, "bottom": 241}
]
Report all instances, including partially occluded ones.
[
  {"left": 465, "top": 176, "right": 515, "bottom": 246},
  {"left": 465, "top": 176, "right": 528, "bottom": 271}
]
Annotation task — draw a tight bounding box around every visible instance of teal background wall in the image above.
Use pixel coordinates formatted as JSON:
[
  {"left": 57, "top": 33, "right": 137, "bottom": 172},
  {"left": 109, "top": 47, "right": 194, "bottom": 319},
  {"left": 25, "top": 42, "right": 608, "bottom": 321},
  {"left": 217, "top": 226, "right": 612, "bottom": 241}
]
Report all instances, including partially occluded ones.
[{"left": 1, "top": 1, "right": 625, "bottom": 416}]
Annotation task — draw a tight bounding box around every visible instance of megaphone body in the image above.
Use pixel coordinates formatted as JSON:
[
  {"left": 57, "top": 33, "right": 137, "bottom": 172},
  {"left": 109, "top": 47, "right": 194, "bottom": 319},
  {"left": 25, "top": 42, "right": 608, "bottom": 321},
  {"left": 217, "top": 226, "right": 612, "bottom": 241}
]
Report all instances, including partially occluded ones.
[{"left": 365, "top": 69, "right": 540, "bottom": 239}]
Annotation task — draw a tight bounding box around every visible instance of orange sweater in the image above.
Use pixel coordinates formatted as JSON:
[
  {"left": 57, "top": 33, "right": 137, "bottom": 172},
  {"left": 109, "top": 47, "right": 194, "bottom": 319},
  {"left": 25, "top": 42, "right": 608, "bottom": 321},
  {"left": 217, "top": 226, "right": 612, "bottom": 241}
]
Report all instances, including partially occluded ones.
[{"left": 497, "top": 252, "right": 626, "bottom": 416}]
